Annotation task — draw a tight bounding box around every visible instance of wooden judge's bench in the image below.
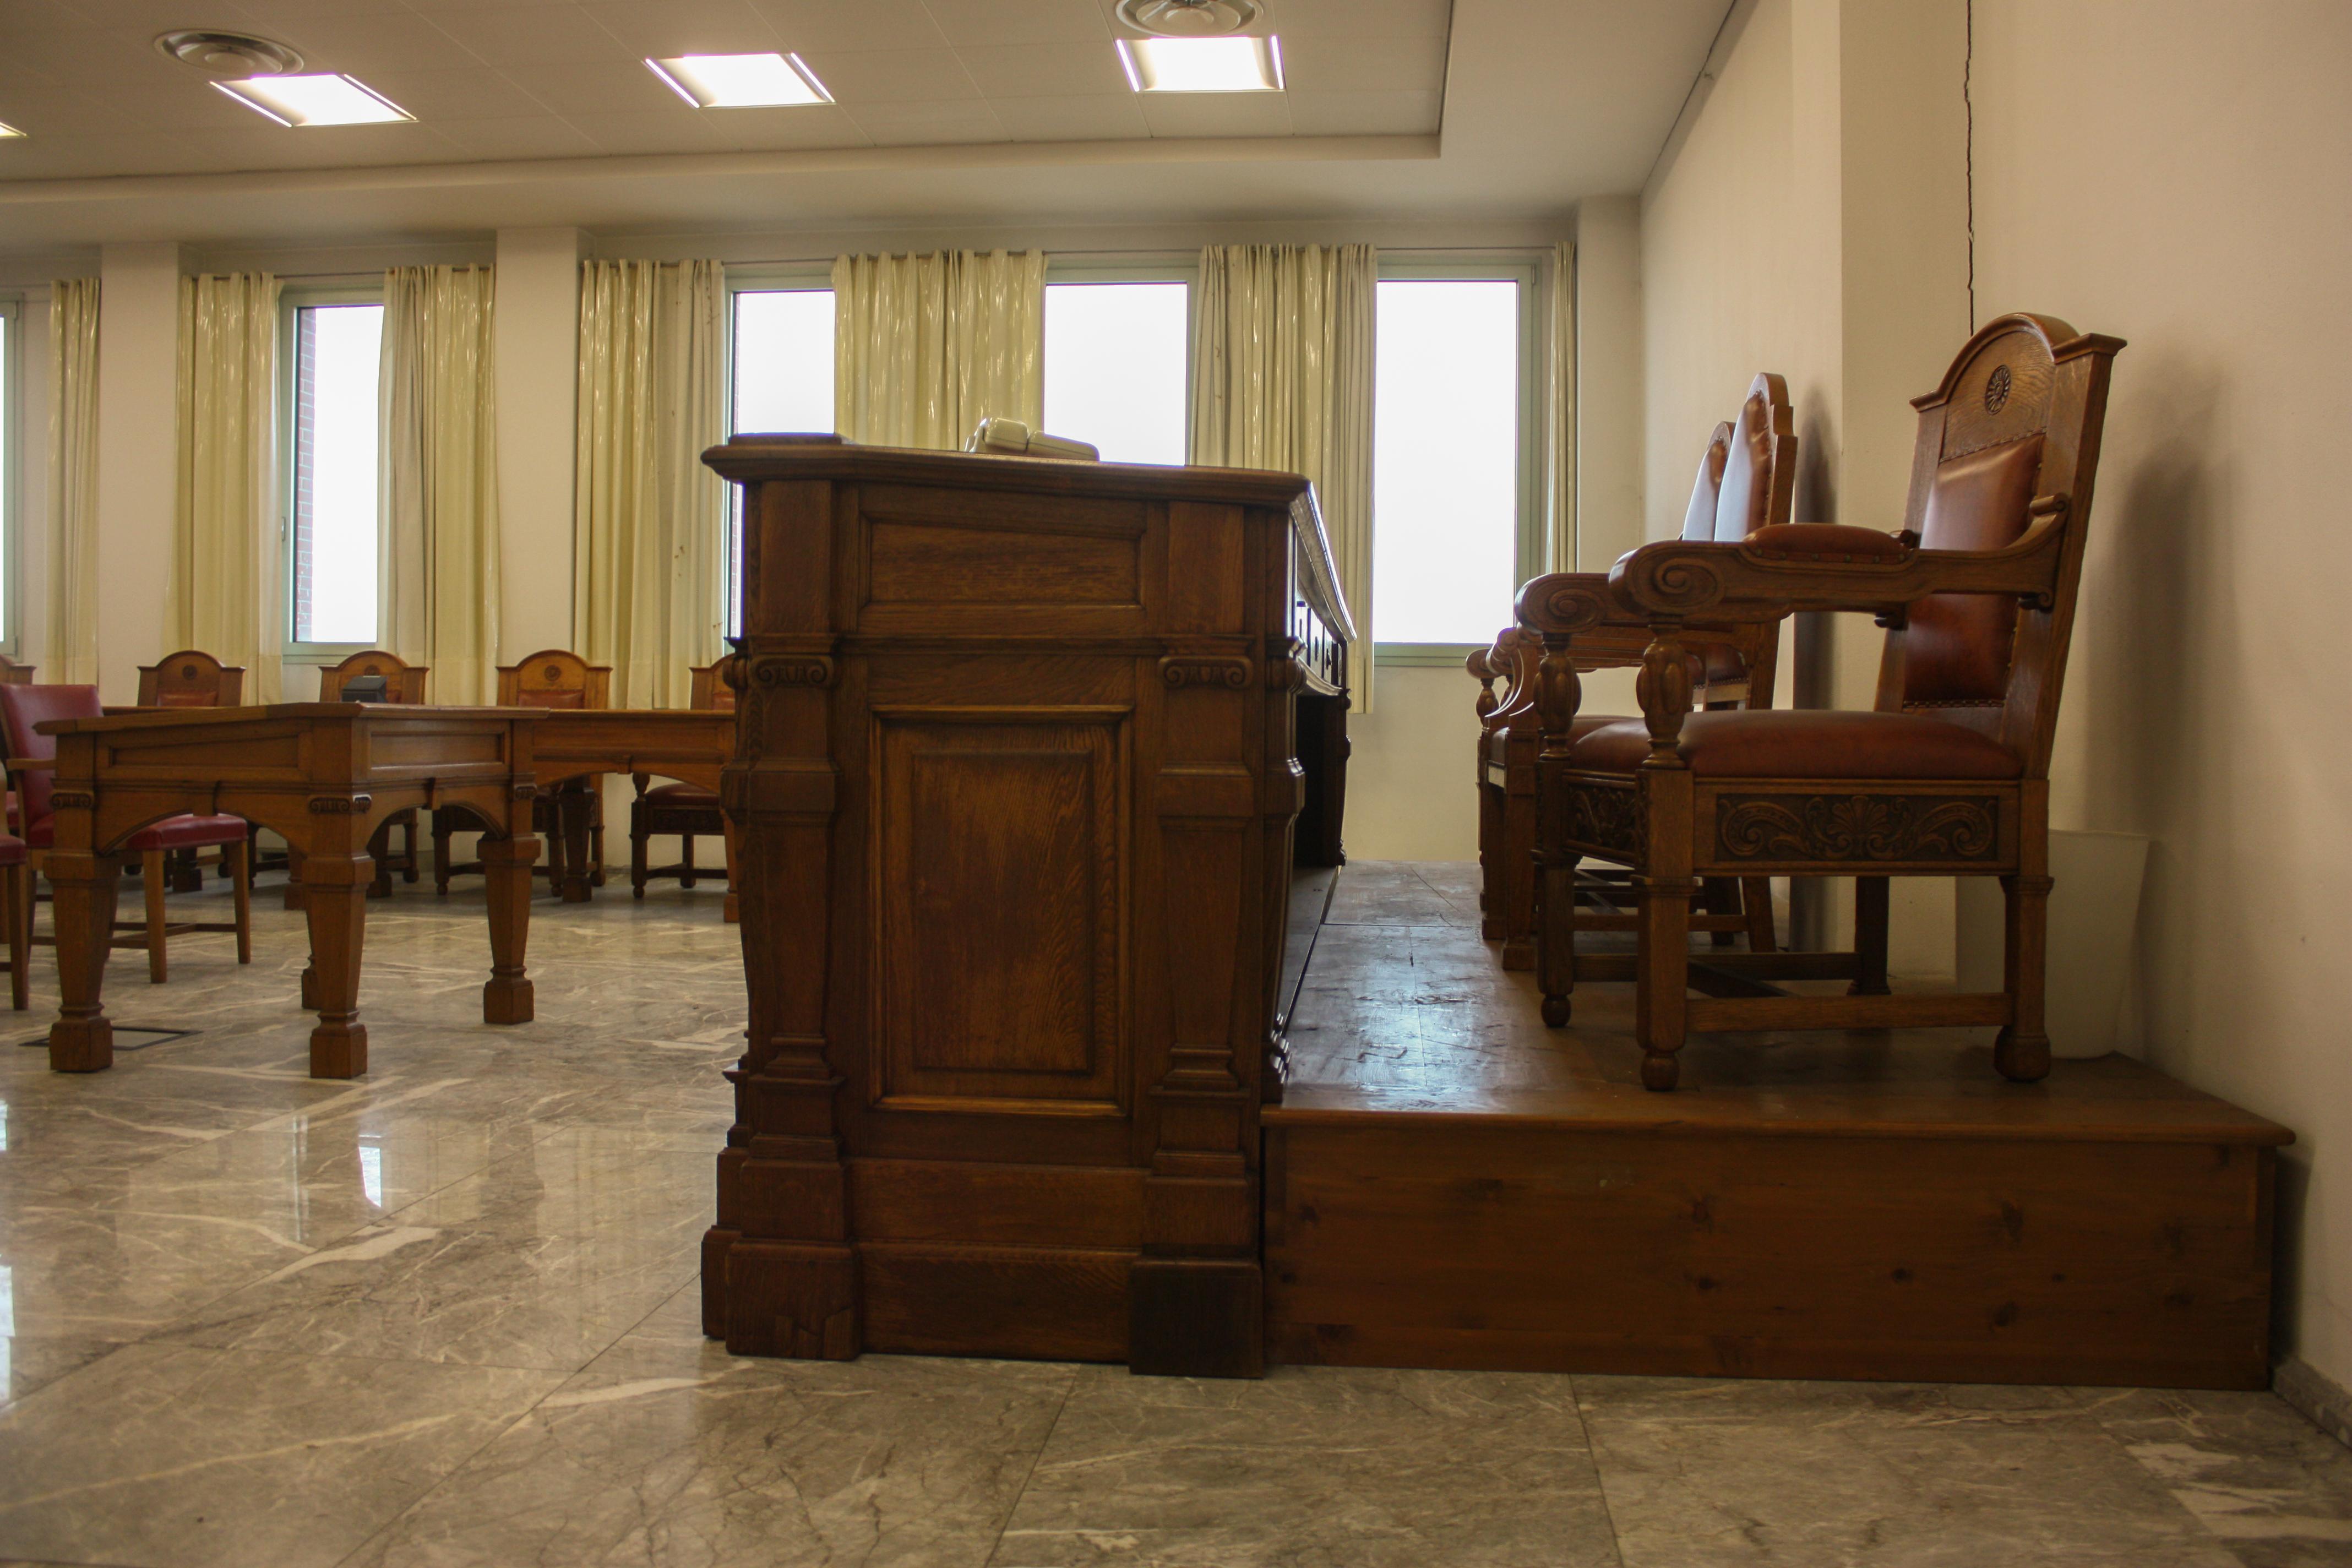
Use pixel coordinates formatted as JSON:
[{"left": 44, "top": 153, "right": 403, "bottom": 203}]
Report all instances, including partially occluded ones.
[{"left": 701, "top": 435, "right": 1351, "bottom": 1378}]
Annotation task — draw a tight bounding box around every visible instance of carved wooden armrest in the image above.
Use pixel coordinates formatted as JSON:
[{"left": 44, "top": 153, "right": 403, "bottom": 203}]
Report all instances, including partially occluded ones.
[
  {"left": 1513, "top": 571, "right": 1629, "bottom": 636},
  {"left": 6, "top": 758, "right": 56, "bottom": 773},
  {"left": 1609, "top": 504, "right": 2070, "bottom": 619}
]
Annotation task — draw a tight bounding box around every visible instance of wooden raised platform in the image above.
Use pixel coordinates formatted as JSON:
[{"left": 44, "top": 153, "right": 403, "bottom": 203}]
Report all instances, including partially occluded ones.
[{"left": 1264, "top": 864, "right": 2290, "bottom": 1390}]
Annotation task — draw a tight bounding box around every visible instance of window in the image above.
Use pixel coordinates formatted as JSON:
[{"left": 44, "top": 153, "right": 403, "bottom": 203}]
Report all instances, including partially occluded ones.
[
  {"left": 1043, "top": 277, "right": 1189, "bottom": 465},
  {"left": 726, "top": 281, "right": 835, "bottom": 636},
  {"left": 284, "top": 292, "right": 385, "bottom": 649},
  {"left": 1370, "top": 264, "right": 1540, "bottom": 655}
]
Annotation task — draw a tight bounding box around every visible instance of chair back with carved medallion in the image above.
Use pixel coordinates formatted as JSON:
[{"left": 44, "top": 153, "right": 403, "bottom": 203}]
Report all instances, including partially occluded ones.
[
  {"left": 319, "top": 651, "right": 429, "bottom": 704},
  {"left": 1872, "top": 313, "right": 2122, "bottom": 776},
  {"left": 138, "top": 650, "right": 246, "bottom": 708},
  {"left": 497, "top": 650, "right": 611, "bottom": 710}
]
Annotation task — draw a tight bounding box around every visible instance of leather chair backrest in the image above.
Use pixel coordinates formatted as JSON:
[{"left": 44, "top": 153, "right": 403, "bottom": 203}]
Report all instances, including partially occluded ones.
[
  {"left": 1877, "top": 313, "right": 2123, "bottom": 775},
  {"left": 1712, "top": 372, "right": 1797, "bottom": 543},
  {"left": 139, "top": 649, "right": 244, "bottom": 708},
  {"left": 321, "top": 651, "right": 427, "bottom": 703},
  {"left": 0, "top": 683, "right": 102, "bottom": 829},
  {"left": 498, "top": 650, "right": 609, "bottom": 710},
  {"left": 1679, "top": 424, "right": 1733, "bottom": 541}
]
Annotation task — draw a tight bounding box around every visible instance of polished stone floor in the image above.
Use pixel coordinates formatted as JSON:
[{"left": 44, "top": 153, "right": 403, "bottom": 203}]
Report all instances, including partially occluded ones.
[{"left": 0, "top": 864, "right": 2345, "bottom": 1567}]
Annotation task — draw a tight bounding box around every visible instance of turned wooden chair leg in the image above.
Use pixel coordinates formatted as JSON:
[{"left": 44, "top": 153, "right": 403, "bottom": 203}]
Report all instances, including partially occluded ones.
[
  {"left": 1537, "top": 848, "right": 1578, "bottom": 1027},
  {"left": 1499, "top": 782, "right": 1536, "bottom": 970},
  {"left": 1477, "top": 778, "right": 1503, "bottom": 939},
  {"left": 142, "top": 846, "right": 168, "bottom": 984},
  {"left": 630, "top": 817, "right": 650, "bottom": 899},
  {"left": 1701, "top": 876, "right": 1741, "bottom": 949},
  {"left": 590, "top": 807, "right": 607, "bottom": 889},
  {"left": 1740, "top": 875, "right": 1777, "bottom": 952},
  {"left": 679, "top": 834, "right": 698, "bottom": 890},
  {"left": 1850, "top": 876, "right": 1891, "bottom": 995},
  {"left": 433, "top": 814, "right": 454, "bottom": 894},
  {"left": 5, "top": 861, "right": 26, "bottom": 1010},
  {"left": 1996, "top": 869, "right": 2054, "bottom": 1082},
  {"left": 1634, "top": 873, "right": 1695, "bottom": 1090},
  {"left": 230, "top": 836, "right": 252, "bottom": 965}
]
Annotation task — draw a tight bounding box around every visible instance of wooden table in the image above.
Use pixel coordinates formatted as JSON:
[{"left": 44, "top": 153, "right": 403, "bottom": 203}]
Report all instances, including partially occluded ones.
[
  {"left": 37, "top": 704, "right": 544, "bottom": 1079},
  {"left": 527, "top": 708, "right": 738, "bottom": 906}
]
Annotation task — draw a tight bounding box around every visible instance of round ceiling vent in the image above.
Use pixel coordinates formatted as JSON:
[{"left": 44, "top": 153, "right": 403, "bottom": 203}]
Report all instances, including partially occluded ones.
[
  {"left": 154, "top": 30, "right": 306, "bottom": 78},
  {"left": 1114, "top": 0, "right": 1261, "bottom": 38}
]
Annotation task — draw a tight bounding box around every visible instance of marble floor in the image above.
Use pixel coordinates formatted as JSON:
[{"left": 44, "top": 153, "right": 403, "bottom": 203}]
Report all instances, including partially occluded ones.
[{"left": 0, "top": 864, "right": 2345, "bottom": 1567}]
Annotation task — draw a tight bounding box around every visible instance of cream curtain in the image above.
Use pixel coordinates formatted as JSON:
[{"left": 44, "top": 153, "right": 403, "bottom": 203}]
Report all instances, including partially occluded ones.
[
  {"left": 46, "top": 279, "right": 101, "bottom": 684},
  {"left": 574, "top": 258, "right": 728, "bottom": 709},
  {"left": 170, "top": 273, "right": 283, "bottom": 701},
  {"left": 832, "top": 250, "right": 1045, "bottom": 449},
  {"left": 380, "top": 265, "right": 500, "bottom": 704},
  {"left": 1547, "top": 241, "right": 1577, "bottom": 571},
  {"left": 1189, "top": 243, "right": 1377, "bottom": 709}
]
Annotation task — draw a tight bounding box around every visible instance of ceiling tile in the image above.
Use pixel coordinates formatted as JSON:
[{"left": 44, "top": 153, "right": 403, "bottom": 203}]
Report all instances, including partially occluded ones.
[
  {"left": 429, "top": 113, "right": 602, "bottom": 159},
  {"left": 574, "top": 0, "right": 783, "bottom": 58},
  {"left": 339, "top": 64, "right": 551, "bottom": 120},
  {"left": 0, "top": 83, "right": 168, "bottom": 135},
  {"left": 415, "top": 3, "right": 636, "bottom": 67},
  {"left": 135, "top": 77, "right": 291, "bottom": 130},
  {"left": 3, "top": 26, "right": 177, "bottom": 90},
  {"left": 1278, "top": 36, "right": 1446, "bottom": 94},
  {"left": 843, "top": 96, "right": 1006, "bottom": 146},
  {"left": 254, "top": 13, "right": 491, "bottom": 74},
  {"left": 496, "top": 58, "right": 666, "bottom": 116},
  {"left": 179, "top": 118, "right": 460, "bottom": 170},
  {"left": 749, "top": 0, "right": 947, "bottom": 52},
  {"left": 792, "top": 47, "right": 978, "bottom": 104},
  {"left": 1265, "top": 0, "right": 1451, "bottom": 38},
  {"left": 50, "top": 0, "right": 270, "bottom": 31},
  {"left": 986, "top": 91, "right": 1146, "bottom": 142},
  {"left": 952, "top": 41, "right": 1125, "bottom": 98},
  {"left": 693, "top": 102, "right": 870, "bottom": 150},
  {"left": 229, "top": 0, "right": 422, "bottom": 20},
  {"left": 569, "top": 105, "right": 733, "bottom": 154},
  {"left": 0, "top": 129, "right": 221, "bottom": 177},
  {"left": 1282, "top": 88, "right": 1438, "bottom": 136},
  {"left": 919, "top": 0, "right": 1108, "bottom": 47},
  {"left": 1137, "top": 90, "right": 1291, "bottom": 138}
]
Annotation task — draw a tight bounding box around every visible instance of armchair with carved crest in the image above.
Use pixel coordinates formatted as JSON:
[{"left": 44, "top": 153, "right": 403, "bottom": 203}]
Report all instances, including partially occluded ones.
[
  {"left": 1487, "top": 374, "right": 1795, "bottom": 973},
  {"left": 1527, "top": 314, "right": 2122, "bottom": 1090}
]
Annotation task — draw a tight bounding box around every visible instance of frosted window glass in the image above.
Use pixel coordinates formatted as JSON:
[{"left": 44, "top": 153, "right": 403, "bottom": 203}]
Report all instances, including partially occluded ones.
[
  {"left": 1043, "top": 282, "right": 1189, "bottom": 466},
  {"left": 292, "top": 303, "right": 384, "bottom": 645}
]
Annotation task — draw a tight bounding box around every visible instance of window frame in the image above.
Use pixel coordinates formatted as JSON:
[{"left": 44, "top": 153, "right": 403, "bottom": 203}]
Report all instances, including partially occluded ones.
[
  {"left": 279, "top": 279, "right": 388, "bottom": 666},
  {"left": 721, "top": 263, "right": 836, "bottom": 638},
  {"left": 0, "top": 293, "right": 20, "bottom": 658},
  {"left": 1042, "top": 253, "right": 1198, "bottom": 461},
  {"left": 1369, "top": 252, "right": 1547, "bottom": 668}
]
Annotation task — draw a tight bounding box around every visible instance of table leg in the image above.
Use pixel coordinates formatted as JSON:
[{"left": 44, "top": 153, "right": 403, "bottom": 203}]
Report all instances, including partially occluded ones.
[
  {"left": 558, "top": 782, "right": 596, "bottom": 903},
  {"left": 46, "top": 850, "right": 122, "bottom": 1072},
  {"left": 482, "top": 833, "right": 538, "bottom": 1024},
  {"left": 302, "top": 852, "right": 372, "bottom": 1079}
]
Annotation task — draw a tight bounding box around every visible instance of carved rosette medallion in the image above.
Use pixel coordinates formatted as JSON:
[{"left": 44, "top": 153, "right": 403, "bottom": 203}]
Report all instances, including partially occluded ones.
[
  {"left": 1565, "top": 783, "right": 1646, "bottom": 857},
  {"left": 1716, "top": 793, "right": 2000, "bottom": 863},
  {"left": 1984, "top": 363, "right": 2013, "bottom": 413},
  {"left": 1159, "top": 656, "right": 1252, "bottom": 690}
]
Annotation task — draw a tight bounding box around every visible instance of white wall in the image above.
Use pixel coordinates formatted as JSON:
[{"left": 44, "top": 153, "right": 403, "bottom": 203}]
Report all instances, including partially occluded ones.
[
  {"left": 92, "top": 243, "right": 181, "bottom": 704},
  {"left": 1572, "top": 195, "right": 1644, "bottom": 571},
  {"left": 494, "top": 227, "right": 585, "bottom": 660},
  {"left": 1969, "top": 0, "right": 2352, "bottom": 1403}
]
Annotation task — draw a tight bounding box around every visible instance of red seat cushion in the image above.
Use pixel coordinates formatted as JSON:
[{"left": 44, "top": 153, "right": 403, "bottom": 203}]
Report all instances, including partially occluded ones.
[
  {"left": 1485, "top": 713, "right": 1615, "bottom": 769},
  {"left": 1571, "top": 710, "right": 2023, "bottom": 780},
  {"left": 0, "top": 831, "right": 23, "bottom": 866},
  {"left": 643, "top": 782, "right": 721, "bottom": 807},
  {"left": 25, "top": 812, "right": 248, "bottom": 852}
]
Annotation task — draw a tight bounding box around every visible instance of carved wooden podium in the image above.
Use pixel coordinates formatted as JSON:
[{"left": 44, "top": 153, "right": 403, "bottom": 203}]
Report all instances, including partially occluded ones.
[{"left": 700, "top": 435, "right": 1352, "bottom": 1378}]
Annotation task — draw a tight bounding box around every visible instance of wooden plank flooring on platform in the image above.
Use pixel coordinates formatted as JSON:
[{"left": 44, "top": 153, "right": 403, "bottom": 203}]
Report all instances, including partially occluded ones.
[{"left": 1264, "top": 863, "right": 2289, "bottom": 1390}]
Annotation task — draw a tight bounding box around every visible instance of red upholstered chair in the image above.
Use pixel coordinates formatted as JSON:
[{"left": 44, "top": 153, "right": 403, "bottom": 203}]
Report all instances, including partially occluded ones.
[
  {"left": 1492, "top": 376, "right": 1795, "bottom": 974},
  {"left": 0, "top": 684, "right": 252, "bottom": 985},
  {"left": 630, "top": 659, "right": 733, "bottom": 902},
  {"left": 0, "top": 832, "right": 28, "bottom": 1010},
  {"left": 135, "top": 649, "right": 251, "bottom": 891},
  {"left": 1529, "top": 314, "right": 2122, "bottom": 1089}
]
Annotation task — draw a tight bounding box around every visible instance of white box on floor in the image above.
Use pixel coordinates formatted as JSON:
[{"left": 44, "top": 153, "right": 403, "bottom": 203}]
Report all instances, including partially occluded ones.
[{"left": 1954, "top": 828, "right": 2150, "bottom": 1059}]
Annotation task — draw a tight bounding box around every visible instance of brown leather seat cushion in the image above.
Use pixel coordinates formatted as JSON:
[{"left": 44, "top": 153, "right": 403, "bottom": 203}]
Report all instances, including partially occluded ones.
[
  {"left": 1571, "top": 710, "right": 2023, "bottom": 780},
  {"left": 643, "top": 782, "right": 721, "bottom": 807},
  {"left": 1739, "top": 522, "right": 1909, "bottom": 561},
  {"left": 1487, "top": 714, "right": 1616, "bottom": 769}
]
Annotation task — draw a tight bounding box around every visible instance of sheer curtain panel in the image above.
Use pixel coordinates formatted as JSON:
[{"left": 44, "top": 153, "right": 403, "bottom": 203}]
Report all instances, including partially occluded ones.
[
  {"left": 46, "top": 279, "right": 100, "bottom": 684},
  {"left": 1189, "top": 243, "right": 1376, "bottom": 708},
  {"left": 380, "top": 265, "right": 500, "bottom": 704},
  {"left": 573, "top": 258, "right": 728, "bottom": 709},
  {"left": 833, "top": 250, "right": 1045, "bottom": 449},
  {"left": 171, "top": 273, "right": 283, "bottom": 701}
]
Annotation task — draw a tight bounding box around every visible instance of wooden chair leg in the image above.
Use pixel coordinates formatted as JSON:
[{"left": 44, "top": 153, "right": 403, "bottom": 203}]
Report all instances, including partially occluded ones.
[
  {"left": 1477, "top": 777, "right": 1503, "bottom": 939},
  {"left": 1996, "top": 869, "right": 2054, "bottom": 1082},
  {"left": 1499, "top": 781, "right": 1536, "bottom": 970},
  {"left": 1740, "top": 875, "right": 1777, "bottom": 952},
  {"left": 231, "top": 836, "right": 252, "bottom": 965},
  {"left": 1537, "top": 847, "right": 1578, "bottom": 1027},
  {"left": 590, "top": 799, "right": 607, "bottom": 889},
  {"left": 142, "top": 846, "right": 167, "bottom": 984},
  {"left": 6, "top": 861, "right": 26, "bottom": 1010},
  {"left": 1634, "top": 873, "right": 1695, "bottom": 1089},
  {"left": 630, "top": 815, "right": 650, "bottom": 899},
  {"left": 1701, "top": 876, "right": 1741, "bottom": 949},
  {"left": 679, "top": 834, "right": 697, "bottom": 890},
  {"left": 1849, "top": 876, "right": 1891, "bottom": 995},
  {"left": 433, "top": 814, "right": 453, "bottom": 894}
]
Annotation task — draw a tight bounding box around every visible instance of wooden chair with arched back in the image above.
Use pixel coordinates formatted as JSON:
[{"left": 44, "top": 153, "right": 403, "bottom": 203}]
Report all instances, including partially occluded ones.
[
  {"left": 630, "top": 658, "right": 734, "bottom": 903},
  {"left": 135, "top": 650, "right": 250, "bottom": 891},
  {"left": 1533, "top": 315, "right": 2123, "bottom": 1089},
  {"left": 316, "top": 651, "right": 427, "bottom": 899},
  {"left": 469, "top": 650, "right": 613, "bottom": 895},
  {"left": 1493, "top": 377, "right": 1795, "bottom": 977},
  {"left": 0, "top": 654, "right": 37, "bottom": 685}
]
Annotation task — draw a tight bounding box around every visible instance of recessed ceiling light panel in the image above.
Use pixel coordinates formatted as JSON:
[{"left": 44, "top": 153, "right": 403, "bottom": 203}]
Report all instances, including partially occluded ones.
[
  {"left": 1115, "top": 35, "right": 1284, "bottom": 92},
  {"left": 0, "top": 121, "right": 23, "bottom": 139},
  {"left": 214, "top": 73, "right": 413, "bottom": 127},
  {"left": 645, "top": 52, "right": 832, "bottom": 108}
]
